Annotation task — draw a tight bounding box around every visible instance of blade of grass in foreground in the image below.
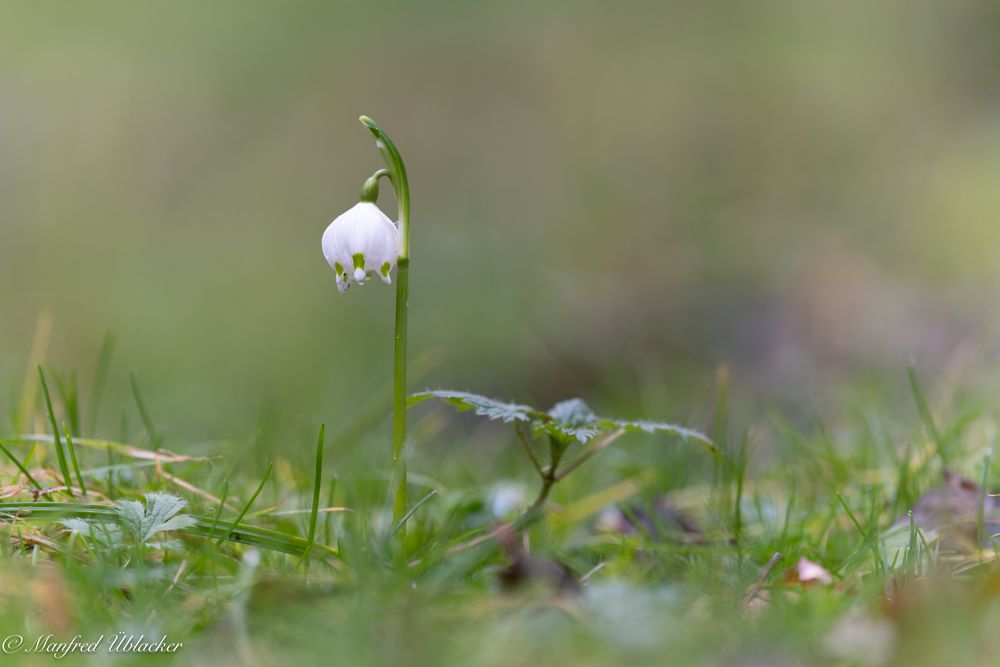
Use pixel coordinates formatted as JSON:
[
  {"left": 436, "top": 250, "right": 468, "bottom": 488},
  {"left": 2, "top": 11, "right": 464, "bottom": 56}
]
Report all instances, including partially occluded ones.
[
  {"left": 908, "top": 365, "right": 947, "bottom": 464},
  {"left": 63, "top": 424, "right": 87, "bottom": 497},
  {"left": 295, "top": 426, "right": 327, "bottom": 572},
  {"left": 389, "top": 489, "right": 438, "bottom": 539},
  {"left": 307, "top": 425, "right": 325, "bottom": 549},
  {"left": 215, "top": 463, "right": 272, "bottom": 548},
  {"left": 53, "top": 371, "right": 81, "bottom": 438},
  {"left": 0, "top": 442, "right": 41, "bottom": 490},
  {"left": 837, "top": 491, "right": 884, "bottom": 576},
  {"left": 130, "top": 371, "right": 162, "bottom": 448},
  {"left": 38, "top": 367, "right": 73, "bottom": 494}
]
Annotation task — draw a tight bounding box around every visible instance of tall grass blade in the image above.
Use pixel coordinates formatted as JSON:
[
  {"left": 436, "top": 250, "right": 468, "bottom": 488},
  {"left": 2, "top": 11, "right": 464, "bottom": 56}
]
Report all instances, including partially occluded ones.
[
  {"left": 0, "top": 442, "right": 41, "bottom": 490},
  {"left": 53, "top": 371, "right": 81, "bottom": 437},
  {"left": 129, "top": 371, "right": 161, "bottom": 448},
  {"left": 63, "top": 424, "right": 87, "bottom": 497},
  {"left": 307, "top": 425, "right": 325, "bottom": 548},
  {"left": 215, "top": 463, "right": 272, "bottom": 548},
  {"left": 38, "top": 367, "right": 73, "bottom": 494},
  {"left": 907, "top": 365, "right": 947, "bottom": 464},
  {"left": 390, "top": 488, "right": 438, "bottom": 538}
]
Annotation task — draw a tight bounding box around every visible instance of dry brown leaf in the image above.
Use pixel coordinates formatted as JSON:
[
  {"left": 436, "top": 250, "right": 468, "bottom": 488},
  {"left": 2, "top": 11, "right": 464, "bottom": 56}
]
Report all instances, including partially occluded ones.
[
  {"left": 892, "top": 469, "right": 1000, "bottom": 554},
  {"left": 785, "top": 557, "right": 834, "bottom": 586},
  {"left": 0, "top": 483, "right": 25, "bottom": 499}
]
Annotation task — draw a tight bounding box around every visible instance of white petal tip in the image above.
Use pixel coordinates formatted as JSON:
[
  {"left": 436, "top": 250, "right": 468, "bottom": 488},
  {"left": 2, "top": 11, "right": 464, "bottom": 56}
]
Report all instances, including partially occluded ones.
[{"left": 353, "top": 268, "right": 366, "bottom": 282}]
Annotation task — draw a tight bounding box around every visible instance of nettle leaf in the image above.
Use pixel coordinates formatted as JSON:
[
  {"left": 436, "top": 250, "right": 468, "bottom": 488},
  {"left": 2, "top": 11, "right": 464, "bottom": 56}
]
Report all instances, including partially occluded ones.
[
  {"left": 409, "top": 390, "right": 542, "bottom": 423},
  {"left": 597, "top": 418, "right": 716, "bottom": 453},
  {"left": 116, "top": 492, "right": 196, "bottom": 544},
  {"left": 413, "top": 390, "right": 714, "bottom": 452},
  {"left": 537, "top": 399, "right": 602, "bottom": 444},
  {"left": 547, "top": 398, "right": 597, "bottom": 426}
]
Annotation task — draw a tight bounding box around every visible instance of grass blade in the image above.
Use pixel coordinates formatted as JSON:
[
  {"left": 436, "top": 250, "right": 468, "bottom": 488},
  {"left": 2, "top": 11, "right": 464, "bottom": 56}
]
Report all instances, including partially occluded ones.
[
  {"left": 294, "top": 425, "right": 327, "bottom": 572},
  {"left": 0, "top": 442, "right": 41, "bottom": 490},
  {"left": 389, "top": 488, "right": 438, "bottom": 539},
  {"left": 130, "top": 371, "right": 161, "bottom": 448},
  {"left": 38, "top": 367, "right": 73, "bottom": 494},
  {"left": 908, "top": 365, "right": 947, "bottom": 464},
  {"left": 63, "top": 424, "right": 87, "bottom": 497},
  {"left": 837, "top": 491, "right": 883, "bottom": 576},
  {"left": 215, "top": 463, "right": 272, "bottom": 548},
  {"left": 53, "top": 371, "right": 81, "bottom": 437},
  {"left": 307, "top": 425, "right": 325, "bottom": 548}
]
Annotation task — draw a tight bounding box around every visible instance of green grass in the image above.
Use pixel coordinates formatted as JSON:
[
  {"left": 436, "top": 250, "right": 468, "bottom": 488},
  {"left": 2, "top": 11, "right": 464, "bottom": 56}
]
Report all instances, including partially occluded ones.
[{"left": 0, "top": 358, "right": 998, "bottom": 667}]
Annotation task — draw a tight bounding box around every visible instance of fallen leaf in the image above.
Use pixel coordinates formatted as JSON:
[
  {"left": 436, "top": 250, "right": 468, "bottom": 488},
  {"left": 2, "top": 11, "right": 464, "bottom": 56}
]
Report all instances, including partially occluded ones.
[
  {"left": 785, "top": 557, "right": 834, "bottom": 586},
  {"left": 891, "top": 469, "right": 1000, "bottom": 553}
]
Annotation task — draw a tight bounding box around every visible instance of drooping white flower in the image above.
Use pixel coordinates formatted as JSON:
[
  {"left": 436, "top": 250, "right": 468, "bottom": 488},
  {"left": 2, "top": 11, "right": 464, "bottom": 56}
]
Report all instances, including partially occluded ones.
[{"left": 321, "top": 202, "right": 401, "bottom": 293}]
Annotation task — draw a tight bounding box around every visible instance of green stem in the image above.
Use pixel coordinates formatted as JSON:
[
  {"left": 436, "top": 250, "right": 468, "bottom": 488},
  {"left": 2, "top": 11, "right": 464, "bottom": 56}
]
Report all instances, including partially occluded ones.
[
  {"left": 392, "top": 258, "right": 410, "bottom": 524},
  {"left": 360, "top": 116, "right": 411, "bottom": 525},
  {"left": 516, "top": 435, "right": 568, "bottom": 528}
]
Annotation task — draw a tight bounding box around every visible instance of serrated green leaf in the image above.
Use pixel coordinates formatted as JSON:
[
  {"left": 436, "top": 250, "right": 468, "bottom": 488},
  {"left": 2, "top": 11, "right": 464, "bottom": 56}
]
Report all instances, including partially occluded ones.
[
  {"left": 116, "top": 492, "right": 196, "bottom": 544},
  {"left": 598, "top": 418, "right": 717, "bottom": 453},
  {"left": 411, "top": 389, "right": 714, "bottom": 452},
  {"left": 409, "top": 390, "right": 541, "bottom": 423},
  {"left": 547, "top": 398, "right": 597, "bottom": 426},
  {"left": 539, "top": 399, "right": 602, "bottom": 443},
  {"left": 536, "top": 422, "right": 602, "bottom": 444}
]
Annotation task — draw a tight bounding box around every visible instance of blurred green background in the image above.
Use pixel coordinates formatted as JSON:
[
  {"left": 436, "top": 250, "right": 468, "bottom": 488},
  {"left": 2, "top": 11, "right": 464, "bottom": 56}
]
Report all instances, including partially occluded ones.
[{"left": 3, "top": 0, "right": 1000, "bottom": 448}]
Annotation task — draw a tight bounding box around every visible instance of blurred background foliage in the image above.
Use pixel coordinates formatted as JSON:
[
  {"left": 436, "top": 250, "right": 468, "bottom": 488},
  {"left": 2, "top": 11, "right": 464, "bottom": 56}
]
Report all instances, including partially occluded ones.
[{"left": 3, "top": 0, "right": 1000, "bottom": 451}]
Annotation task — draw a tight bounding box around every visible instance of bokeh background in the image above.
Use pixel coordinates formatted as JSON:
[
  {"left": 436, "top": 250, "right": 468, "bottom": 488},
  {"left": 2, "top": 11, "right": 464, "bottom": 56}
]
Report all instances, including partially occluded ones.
[{"left": 3, "top": 0, "right": 1000, "bottom": 455}]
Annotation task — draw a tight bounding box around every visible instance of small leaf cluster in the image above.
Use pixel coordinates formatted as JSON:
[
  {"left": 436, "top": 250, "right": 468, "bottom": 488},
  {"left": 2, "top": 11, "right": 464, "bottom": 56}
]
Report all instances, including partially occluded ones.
[
  {"left": 63, "top": 492, "right": 195, "bottom": 553},
  {"left": 410, "top": 390, "right": 715, "bottom": 450}
]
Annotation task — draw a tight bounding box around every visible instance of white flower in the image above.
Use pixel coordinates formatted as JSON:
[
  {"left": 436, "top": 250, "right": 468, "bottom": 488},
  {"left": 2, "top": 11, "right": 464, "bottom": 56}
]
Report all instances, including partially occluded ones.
[{"left": 321, "top": 202, "right": 401, "bottom": 293}]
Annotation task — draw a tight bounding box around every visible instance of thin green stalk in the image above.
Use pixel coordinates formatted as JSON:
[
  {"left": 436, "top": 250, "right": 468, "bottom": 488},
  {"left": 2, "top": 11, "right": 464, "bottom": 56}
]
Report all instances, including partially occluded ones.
[
  {"left": 38, "top": 367, "right": 73, "bottom": 495},
  {"left": 208, "top": 480, "right": 229, "bottom": 537},
  {"left": 555, "top": 428, "right": 626, "bottom": 481},
  {"left": 305, "top": 425, "right": 325, "bottom": 557},
  {"left": 130, "top": 371, "right": 161, "bottom": 448},
  {"left": 389, "top": 488, "right": 437, "bottom": 539},
  {"left": 53, "top": 371, "right": 80, "bottom": 437},
  {"left": 360, "top": 116, "right": 412, "bottom": 526},
  {"left": 105, "top": 443, "right": 116, "bottom": 499},
  {"left": 837, "top": 491, "right": 884, "bottom": 576},
  {"left": 392, "top": 258, "right": 409, "bottom": 523},
  {"left": 908, "top": 365, "right": 946, "bottom": 464},
  {"left": 0, "top": 442, "right": 41, "bottom": 490},
  {"left": 63, "top": 424, "right": 87, "bottom": 497},
  {"left": 515, "top": 435, "right": 569, "bottom": 528},
  {"left": 514, "top": 422, "right": 544, "bottom": 477},
  {"left": 215, "top": 463, "right": 272, "bottom": 548}
]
